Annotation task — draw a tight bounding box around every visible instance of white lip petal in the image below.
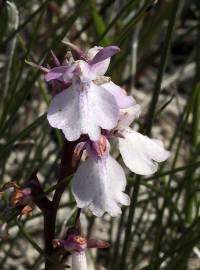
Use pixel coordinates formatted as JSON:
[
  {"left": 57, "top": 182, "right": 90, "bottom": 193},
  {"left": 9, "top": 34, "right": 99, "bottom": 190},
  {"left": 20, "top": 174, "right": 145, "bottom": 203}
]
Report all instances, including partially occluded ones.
[
  {"left": 72, "top": 154, "right": 129, "bottom": 217},
  {"left": 72, "top": 252, "right": 87, "bottom": 270},
  {"left": 119, "top": 129, "right": 170, "bottom": 175}
]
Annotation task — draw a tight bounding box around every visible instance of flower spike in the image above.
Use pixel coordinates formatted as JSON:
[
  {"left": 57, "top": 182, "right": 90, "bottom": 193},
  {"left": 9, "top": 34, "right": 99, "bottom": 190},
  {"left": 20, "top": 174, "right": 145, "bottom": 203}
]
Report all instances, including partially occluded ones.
[{"left": 30, "top": 42, "right": 170, "bottom": 218}]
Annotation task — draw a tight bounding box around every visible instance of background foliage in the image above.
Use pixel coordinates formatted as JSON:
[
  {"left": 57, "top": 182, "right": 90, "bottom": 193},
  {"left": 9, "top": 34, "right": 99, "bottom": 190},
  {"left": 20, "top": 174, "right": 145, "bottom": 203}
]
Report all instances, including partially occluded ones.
[{"left": 0, "top": 0, "right": 200, "bottom": 269}]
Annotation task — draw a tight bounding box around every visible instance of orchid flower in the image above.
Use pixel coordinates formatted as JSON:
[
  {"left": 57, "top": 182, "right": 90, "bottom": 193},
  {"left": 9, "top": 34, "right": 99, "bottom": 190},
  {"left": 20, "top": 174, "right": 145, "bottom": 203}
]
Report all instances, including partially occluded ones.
[
  {"left": 46, "top": 46, "right": 135, "bottom": 141},
  {"left": 71, "top": 104, "right": 169, "bottom": 217},
  {"left": 116, "top": 105, "right": 170, "bottom": 175},
  {"left": 72, "top": 136, "right": 130, "bottom": 217},
  {"left": 47, "top": 80, "right": 119, "bottom": 141},
  {"left": 27, "top": 45, "right": 135, "bottom": 141},
  {"left": 53, "top": 229, "right": 109, "bottom": 270},
  {"left": 27, "top": 43, "right": 170, "bottom": 218}
]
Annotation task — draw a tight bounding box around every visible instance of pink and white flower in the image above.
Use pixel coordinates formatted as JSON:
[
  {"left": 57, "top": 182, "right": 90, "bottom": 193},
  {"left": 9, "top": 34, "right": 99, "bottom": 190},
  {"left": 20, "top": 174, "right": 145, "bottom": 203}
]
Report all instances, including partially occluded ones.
[
  {"left": 46, "top": 46, "right": 135, "bottom": 141},
  {"left": 72, "top": 136, "right": 130, "bottom": 217},
  {"left": 47, "top": 81, "right": 119, "bottom": 141},
  {"left": 53, "top": 229, "right": 109, "bottom": 270},
  {"left": 117, "top": 106, "right": 170, "bottom": 175},
  {"left": 28, "top": 44, "right": 170, "bottom": 218}
]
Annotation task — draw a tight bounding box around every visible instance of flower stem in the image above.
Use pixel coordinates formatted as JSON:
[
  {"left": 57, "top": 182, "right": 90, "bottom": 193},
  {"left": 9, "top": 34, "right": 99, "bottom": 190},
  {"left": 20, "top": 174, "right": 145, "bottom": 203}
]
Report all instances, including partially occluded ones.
[{"left": 44, "top": 140, "right": 78, "bottom": 270}]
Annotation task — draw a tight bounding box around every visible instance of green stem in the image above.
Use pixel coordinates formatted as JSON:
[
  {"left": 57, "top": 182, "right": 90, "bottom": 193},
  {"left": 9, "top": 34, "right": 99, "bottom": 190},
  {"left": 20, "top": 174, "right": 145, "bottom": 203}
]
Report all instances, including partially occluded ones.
[
  {"left": 145, "top": 0, "right": 181, "bottom": 136},
  {"left": 117, "top": 175, "right": 140, "bottom": 270},
  {"left": 185, "top": 16, "right": 200, "bottom": 224},
  {"left": 118, "top": 2, "right": 181, "bottom": 268}
]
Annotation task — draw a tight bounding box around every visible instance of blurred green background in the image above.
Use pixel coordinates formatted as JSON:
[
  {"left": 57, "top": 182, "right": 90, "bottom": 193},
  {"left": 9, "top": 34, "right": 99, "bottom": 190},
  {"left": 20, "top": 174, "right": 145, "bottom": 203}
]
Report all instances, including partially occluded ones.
[{"left": 0, "top": 0, "right": 200, "bottom": 269}]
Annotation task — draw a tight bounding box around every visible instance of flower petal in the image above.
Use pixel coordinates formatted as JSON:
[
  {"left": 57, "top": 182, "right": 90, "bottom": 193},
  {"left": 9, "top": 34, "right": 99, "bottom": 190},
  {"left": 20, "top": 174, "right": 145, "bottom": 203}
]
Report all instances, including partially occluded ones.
[
  {"left": 72, "top": 252, "right": 87, "bottom": 270},
  {"left": 45, "top": 66, "right": 70, "bottom": 82},
  {"left": 62, "top": 65, "right": 76, "bottom": 82},
  {"left": 47, "top": 87, "right": 82, "bottom": 141},
  {"left": 75, "top": 82, "right": 119, "bottom": 141},
  {"left": 78, "top": 61, "right": 96, "bottom": 82},
  {"left": 119, "top": 129, "right": 170, "bottom": 175},
  {"left": 118, "top": 104, "right": 141, "bottom": 128},
  {"left": 90, "top": 46, "right": 120, "bottom": 65},
  {"left": 102, "top": 81, "right": 135, "bottom": 109},
  {"left": 87, "top": 239, "right": 110, "bottom": 249},
  {"left": 47, "top": 81, "right": 119, "bottom": 141},
  {"left": 72, "top": 155, "right": 129, "bottom": 217},
  {"left": 88, "top": 83, "right": 119, "bottom": 132},
  {"left": 87, "top": 46, "right": 102, "bottom": 61},
  {"left": 86, "top": 46, "right": 110, "bottom": 75},
  {"left": 25, "top": 60, "right": 49, "bottom": 73},
  {"left": 50, "top": 50, "right": 60, "bottom": 66}
]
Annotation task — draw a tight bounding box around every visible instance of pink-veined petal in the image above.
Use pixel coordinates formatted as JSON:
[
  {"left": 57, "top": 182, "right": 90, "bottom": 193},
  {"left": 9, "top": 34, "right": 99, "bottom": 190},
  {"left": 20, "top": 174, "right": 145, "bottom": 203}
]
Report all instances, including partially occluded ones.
[
  {"left": 80, "top": 82, "right": 120, "bottom": 140},
  {"left": 75, "top": 84, "right": 101, "bottom": 141},
  {"left": 102, "top": 81, "right": 135, "bottom": 109},
  {"left": 76, "top": 82, "right": 119, "bottom": 141},
  {"left": 119, "top": 129, "right": 170, "bottom": 175},
  {"left": 72, "top": 154, "right": 129, "bottom": 217}
]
